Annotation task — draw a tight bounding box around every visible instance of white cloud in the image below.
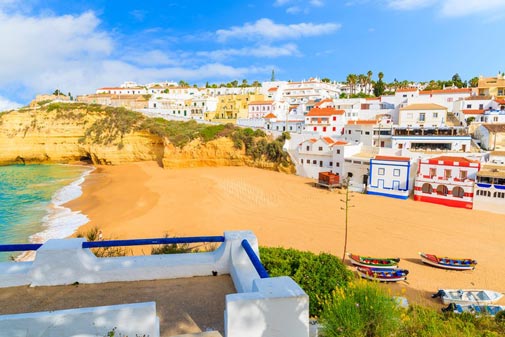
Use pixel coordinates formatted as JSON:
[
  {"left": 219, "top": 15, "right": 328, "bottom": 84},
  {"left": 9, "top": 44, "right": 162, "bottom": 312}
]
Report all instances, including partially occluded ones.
[
  {"left": 273, "top": 0, "right": 324, "bottom": 13},
  {"left": 286, "top": 6, "right": 302, "bottom": 14},
  {"left": 0, "top": 9, "right": 269, "bottom": 102},
  {"left": 439, "top": 0, "right": 505, "bottom": 17},
  {"left": 0, "top": 95, "right": 21, "bottom": 111},
  {"left": 309, "top": 0, "right": 324, "bottom": 7},
  {"left": 198, "top": 44, "right": 300, "bottom": 60},
  {"left": 216, "top": 18, "right": 341, "bottom": 42},
  {"left": 386, "top": 0, "right": 436, "bottom": 10},
  {"left": 384, "top": 0, "right": 505, "bottom": 16}
]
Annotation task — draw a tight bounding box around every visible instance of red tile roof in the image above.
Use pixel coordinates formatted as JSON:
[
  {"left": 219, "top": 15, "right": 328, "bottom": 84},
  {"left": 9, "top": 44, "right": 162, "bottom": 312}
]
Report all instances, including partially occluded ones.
[
  {"left": 495, "top": 99, "right": 505, "bottom": 104},
  {"left": 314, "top": 99, "right": 333, "bottom": 107},
  {"left": 396, "top": 88, "right": 418, "bottom": 92},
  {"left": 333, "top": 141, "right": 348, "bottom": 145},
  {"left": 264, "top": 113, "right": 277, "bottom": 119},
  {"left": 306, "top": 107, "right": 345, "bottom": 116},
  {"left": 322, "top": 137, "right": 336, "bottom": 145},
  {"left": 374, "top": 155, "right": 411, "bottom": 162},
  {"left": 420, "top": 88, "right": 472, "bottom": 95},
  {"left": 462, "top": 109, "right": 485, "bottom": 115},
  {"left": 268, "top": 87, "right": 278, "bottom": 92}
]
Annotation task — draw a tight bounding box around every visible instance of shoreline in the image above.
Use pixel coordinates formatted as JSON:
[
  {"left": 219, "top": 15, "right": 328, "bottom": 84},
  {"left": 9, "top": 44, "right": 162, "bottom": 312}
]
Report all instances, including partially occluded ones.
[
  {"left": 16, "top": 164, "right": 94, "bottom": 261},
  {"left": 64, "top": 161, "right": 505, "bottom": 306}
]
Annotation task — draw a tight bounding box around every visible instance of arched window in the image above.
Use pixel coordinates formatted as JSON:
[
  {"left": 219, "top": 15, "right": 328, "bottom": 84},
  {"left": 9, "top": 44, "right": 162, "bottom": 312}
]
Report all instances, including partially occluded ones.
[
  {"left": 436, "top": 185, "right": 448, "bottom": 196},
  {"left": 421, "top": 183, "right": 433, "bottom": 194},
  {"left": 452, "top": 187, "right": 465, "bottom": 198}
]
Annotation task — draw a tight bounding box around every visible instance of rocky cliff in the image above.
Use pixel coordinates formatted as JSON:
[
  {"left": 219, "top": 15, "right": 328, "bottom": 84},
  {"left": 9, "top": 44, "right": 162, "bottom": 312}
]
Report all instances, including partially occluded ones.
[{"left": 0, "top": 103, "right": 294, "bottom": 173}]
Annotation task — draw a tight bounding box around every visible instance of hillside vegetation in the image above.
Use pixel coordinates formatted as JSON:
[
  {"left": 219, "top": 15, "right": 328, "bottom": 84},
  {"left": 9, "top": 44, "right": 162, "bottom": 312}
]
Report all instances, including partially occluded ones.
[{"left": 0, "top": 103, "right": 293, "bottom": 172}]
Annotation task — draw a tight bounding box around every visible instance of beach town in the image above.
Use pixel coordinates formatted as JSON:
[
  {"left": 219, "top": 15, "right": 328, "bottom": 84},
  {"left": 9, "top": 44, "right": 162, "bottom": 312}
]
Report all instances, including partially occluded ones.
[{"left": 1, "top": 1, "right": 505, "bottom": 336}]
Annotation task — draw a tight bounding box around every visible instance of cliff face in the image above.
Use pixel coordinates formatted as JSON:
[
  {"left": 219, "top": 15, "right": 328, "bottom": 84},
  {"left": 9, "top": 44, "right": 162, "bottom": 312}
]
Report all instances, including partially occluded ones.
[
  {"left": 0, "top": 108, "right": 164, "bottom": 165},
  {"left": 0, "top": 105, "right": 295, "bottom": 173}
]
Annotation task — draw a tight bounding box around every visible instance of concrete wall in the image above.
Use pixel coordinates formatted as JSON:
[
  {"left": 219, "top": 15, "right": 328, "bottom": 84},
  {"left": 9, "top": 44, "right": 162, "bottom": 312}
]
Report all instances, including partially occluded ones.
[
  {"left": 0, "top": 302, "right": 159, "bottom": 337},
  {"left": 225, "top": 277, "right": 309, "bottom": 337}
]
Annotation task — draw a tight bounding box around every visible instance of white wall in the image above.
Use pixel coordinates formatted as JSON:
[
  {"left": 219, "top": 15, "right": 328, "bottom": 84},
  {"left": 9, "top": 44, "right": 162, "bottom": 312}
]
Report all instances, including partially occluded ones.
[
  {"left": 0, "top": 302, "right": 159, "bottom": 337},
  {"left": 0, "top": 231, "right": 309, "bottom": 337}
]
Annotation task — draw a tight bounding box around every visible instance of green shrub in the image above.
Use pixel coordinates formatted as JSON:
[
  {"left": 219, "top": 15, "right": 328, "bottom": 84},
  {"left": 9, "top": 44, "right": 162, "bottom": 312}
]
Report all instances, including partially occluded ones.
[
  {"left": 320, "top": 281, "right": 402, "bottom": 337},
  {"left": 259, "top": 247, "right": 352, "bottom": 317}
]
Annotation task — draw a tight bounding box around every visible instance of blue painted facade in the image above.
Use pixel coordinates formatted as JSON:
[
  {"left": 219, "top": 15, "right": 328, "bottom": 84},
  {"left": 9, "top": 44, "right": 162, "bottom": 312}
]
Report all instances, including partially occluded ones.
[{"left": 367, "top": 157, "right": 413, "bottom": 199}]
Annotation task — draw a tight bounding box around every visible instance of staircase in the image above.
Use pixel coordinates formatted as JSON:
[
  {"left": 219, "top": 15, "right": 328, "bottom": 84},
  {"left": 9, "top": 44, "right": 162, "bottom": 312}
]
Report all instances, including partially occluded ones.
[{"left": 446, "top": 112, "right": 461, "bottom": 127}]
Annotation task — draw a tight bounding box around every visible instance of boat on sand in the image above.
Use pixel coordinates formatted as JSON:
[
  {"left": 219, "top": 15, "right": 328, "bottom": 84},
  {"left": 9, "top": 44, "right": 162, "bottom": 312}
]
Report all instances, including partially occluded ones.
[
  {"left": 356, "top": 266, "right": 408, "bottom": 282},
  {"left": 432, "top": 289, "right": 503, "bottom": 305},
  {"left": 419, "top": 252, "right": 477, "bottom": 270},
  {"left": 347, "top": 253, "right": 400, "bottom": 269}
]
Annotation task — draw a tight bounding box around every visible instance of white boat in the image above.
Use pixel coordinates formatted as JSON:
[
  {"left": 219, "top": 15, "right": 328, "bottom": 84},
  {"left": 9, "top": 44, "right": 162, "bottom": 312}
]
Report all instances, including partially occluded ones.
[
  {"left": 442, "top": 303, "right": 505, "bottom": 317},
  {"left": 432, "top": 289, "right": 504, "bottom": 305}
]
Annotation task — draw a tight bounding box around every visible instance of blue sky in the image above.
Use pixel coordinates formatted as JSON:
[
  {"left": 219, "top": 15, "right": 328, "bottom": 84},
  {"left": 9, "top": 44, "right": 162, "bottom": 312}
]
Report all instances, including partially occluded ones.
[{"left": 1, "top": 0, "right": 505, "bottom": 108}]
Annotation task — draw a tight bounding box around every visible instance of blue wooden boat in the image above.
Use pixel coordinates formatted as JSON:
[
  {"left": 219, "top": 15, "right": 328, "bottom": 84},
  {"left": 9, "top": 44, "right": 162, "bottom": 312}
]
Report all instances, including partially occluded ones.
[{"left": 356, "top": 266, "right": 408, "bottom": 282}]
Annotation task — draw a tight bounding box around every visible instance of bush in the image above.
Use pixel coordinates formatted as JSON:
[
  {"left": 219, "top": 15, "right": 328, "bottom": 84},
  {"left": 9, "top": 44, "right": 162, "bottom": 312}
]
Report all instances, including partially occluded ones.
[
  {"left": 320, "top": 281, "right": 401, "bottom": 337},
  {"left": 259, "top": 247, "right": 353, "bottom": 317}
]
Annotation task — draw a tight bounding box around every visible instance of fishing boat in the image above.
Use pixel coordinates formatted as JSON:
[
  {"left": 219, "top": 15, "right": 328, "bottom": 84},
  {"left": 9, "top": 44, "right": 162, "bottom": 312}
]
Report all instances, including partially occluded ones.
[
  {"left": 442, "top": 303, "right": 505, "bottom": 317},
  {"left": 419, "top": 252, "right": 477, "bottom": 270},
  {"left": 432, "top": 289, "right": 504, "bottom": 305},
  {"left": 356, "top": 266, "right": 408, "bottom": 282},
  {"left": 347, "top": 253, "right": 400, "bottom": 269}
]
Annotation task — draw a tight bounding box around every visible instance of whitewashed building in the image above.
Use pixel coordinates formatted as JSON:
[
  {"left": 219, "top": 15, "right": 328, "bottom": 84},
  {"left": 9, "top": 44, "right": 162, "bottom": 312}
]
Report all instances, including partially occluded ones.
[
  {"left": 303, "top": 107, "right": 346, "bottom": 137},
  {"left": 414, "top": 156, "right": 480, "bottom": 209},
  {"left": 398, "top": 103, "right": 447, "bottom": 128},
  {"left": 474, "top": 124, "right": 505, "bottom": 150},
  {"left": 367, "top": 155, "right": 416, "bottom": 199},
  {"left": 473, "top": 164, "right": 505, "bottom": 214}
]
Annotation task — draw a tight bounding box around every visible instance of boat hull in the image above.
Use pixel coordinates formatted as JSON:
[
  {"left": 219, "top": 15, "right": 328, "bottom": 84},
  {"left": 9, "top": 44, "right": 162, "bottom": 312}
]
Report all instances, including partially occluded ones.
[
  {"left": 419, "top": 252, "right": 476, "bottom": 270},
  {"left": 356, "top": 267, "right": 408, "bottom": 282},
  {"left": 347, "top": 253, "right": 400, "bottom": 269},
  {"left": 433, "top": 289, "right": 504, "bottom": 305}
]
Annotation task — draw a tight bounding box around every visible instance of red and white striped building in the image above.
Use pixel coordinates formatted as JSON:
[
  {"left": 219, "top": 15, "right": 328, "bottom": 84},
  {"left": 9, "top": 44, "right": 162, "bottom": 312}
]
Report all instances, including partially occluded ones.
[{"left": 414, "top": 156, "right": 480, "bottom": 209}]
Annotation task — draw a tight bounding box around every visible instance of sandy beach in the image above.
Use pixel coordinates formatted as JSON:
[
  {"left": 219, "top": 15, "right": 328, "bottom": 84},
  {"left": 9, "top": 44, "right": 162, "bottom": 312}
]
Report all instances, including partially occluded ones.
[{"left": 66, "top": 161, "right": 505, "bottom": 306}]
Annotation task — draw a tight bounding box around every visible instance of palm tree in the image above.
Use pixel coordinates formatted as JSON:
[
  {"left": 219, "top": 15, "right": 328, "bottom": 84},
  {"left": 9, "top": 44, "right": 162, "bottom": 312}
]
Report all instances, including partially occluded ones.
[
  {"left": 367, "top": 70, "right": 373, "bottom": 95},
  {"left": 378, "top": 72, "right": 384, "bottom": 82},
  {"left": 358, "top": 74, "right": 367, "bottom": 95}
]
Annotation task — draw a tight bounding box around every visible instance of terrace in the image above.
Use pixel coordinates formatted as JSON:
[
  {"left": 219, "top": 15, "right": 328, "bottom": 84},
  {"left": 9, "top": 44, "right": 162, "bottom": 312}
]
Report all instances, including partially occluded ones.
[{"left": 0, "top": 231, "right": 309, "bottom": 337}]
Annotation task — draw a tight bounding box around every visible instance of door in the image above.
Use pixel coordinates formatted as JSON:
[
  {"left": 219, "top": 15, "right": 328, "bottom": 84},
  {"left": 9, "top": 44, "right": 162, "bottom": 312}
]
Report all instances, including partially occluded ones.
[{"left": 392, "top": 180, "right": 400, "bottom": 190}]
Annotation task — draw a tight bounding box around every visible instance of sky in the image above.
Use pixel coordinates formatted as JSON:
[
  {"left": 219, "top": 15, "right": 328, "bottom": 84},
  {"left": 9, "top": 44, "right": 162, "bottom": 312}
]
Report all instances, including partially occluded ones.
[{"left": 1, "top": 0, "right": 505, "bottom": 109}]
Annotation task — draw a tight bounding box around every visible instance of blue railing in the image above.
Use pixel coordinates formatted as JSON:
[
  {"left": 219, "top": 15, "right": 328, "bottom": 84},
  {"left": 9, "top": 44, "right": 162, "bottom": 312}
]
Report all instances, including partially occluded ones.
[
  {"left": 241, "top": 239, "right": 270, "bottom": 278},
  {"left": 82, "top": 236, "right": 225, "bottom": 248},
  {"left": 0, "top": 243, "right": 43, "bottom": 252},
  {"left": 0, "top": 236, "right": 225, "bottom": 252}
]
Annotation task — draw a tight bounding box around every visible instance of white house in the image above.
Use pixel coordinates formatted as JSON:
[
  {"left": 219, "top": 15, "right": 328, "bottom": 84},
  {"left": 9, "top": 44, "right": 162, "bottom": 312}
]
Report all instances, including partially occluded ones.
[
  {"left": 473, "top": 164, "right": 505, "bottom": 214},
  {"left": 398, "top": 103, "right": 448, "bottom": 128},
  {"left": 414, "top": 156, "right": 480, "bottom": 209},
  {"left": 474, "top": 124, "right": 505, "bottom": 151},
  {"left": 297, "top": 137, "right": 345, "bottom": 179},
  {"left": 367, "top": 155, "right": 416, "bottom": 199},
  {"left": 303, "top": 107, "right": 346, "bottom": 137}
]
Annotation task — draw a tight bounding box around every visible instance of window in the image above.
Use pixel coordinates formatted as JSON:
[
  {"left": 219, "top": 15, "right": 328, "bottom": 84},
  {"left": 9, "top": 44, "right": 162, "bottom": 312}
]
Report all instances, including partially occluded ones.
[
  {"left": 422, "top": 183, "right": 433, "bottom": 194},
  {"left": 466, "top": 104, "right": 472, "bottom": 109},
  {"left": 433, "top": 112, "right": 438, "bottom": 118},
  {"left": 348, "top": 130, "right": 351, "bottom": 134},
  {"left": 306, "top": 146, "right": 310, "bottom": 151},
  {"left": 378, "top": 168, "right": 385, "bottom": 175},
  {"left": 333, "top": 116, "right": 336, "bottom": 121},
  {"left": 444, "top": 169, "right": 452, "bottom": 179},
  {"left": 459, "top": 170, "right": 467, "bottom": 180},
  {"left": 452, "top": 187, "right": 465, "bottom": 198},
  {"left": 314, "top": 127, "right": 317, "bottom": 131},
  {"left": 319, "top": 161, "right": 323, "bottom": 167},
  {"left": 336, "top": 162, "right": 340, "bottom": 167},
  {"left": 336, "top": 149, "right": 341, "bottom": 154},
  {"left": 419, "top": 113, "right": 426, "bottom": 122},
  {"left": 436, "top": 185, "right": 448, "bottom": 196},
  {"left": 329, "top": 162, "right": 333, "bottom": 167},
  {"left": 365, "top": 131, "right": 370, "bottom": 135},
  {"left": 429, "top": 168, "right": 436, "bottom": 177},
  {"left": 333, "top": 127, "right": 336, "bottom": 132},
  {"left": 393, "top": 169, "right": 400, "bottom": 177},
  {"left": 323, "top": 127, "right": 327, "bottom": 132},
  {"left": 301, "top": 159, "right": 304, "bottom": 164},
  {"left": 318, "top": 146, "right": 323, "bottom": 151},
  {"left": 479, "top": 104, "right": 484, "bottom": 110},
  {"left": 313, "top": 160, "right": 317, "bottom": 164}
]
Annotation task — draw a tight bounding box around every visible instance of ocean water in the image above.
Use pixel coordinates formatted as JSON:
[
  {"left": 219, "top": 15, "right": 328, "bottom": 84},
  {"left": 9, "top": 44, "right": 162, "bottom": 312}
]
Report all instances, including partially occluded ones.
[{"left": 0, "top": 164, "right": 93, "bottom": 261}]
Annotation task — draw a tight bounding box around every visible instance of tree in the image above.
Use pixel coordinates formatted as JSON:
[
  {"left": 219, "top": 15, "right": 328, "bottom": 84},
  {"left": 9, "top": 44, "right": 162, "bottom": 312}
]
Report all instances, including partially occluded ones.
[
  {"left": 178, "top": 80, "right": 189, "bottom": 87},
  {"left": 373, "top": 72, "right": 385, "bottom": 97},
  {"left": 469, "top": 76, "right": 479, "bottom": 88},
  {"left": 366, "top": 70, "right": 373, "bottom": 94},
  {"left": 358, "top": 74, "right": 367, "bottom": 94},
  {"left": 53, "top": 89, "right": 63, "bottom": 96},
  {"left": 240, "top": 79, "right": 248, "bottom": 88},
  {"left": 452, "top": 73, "right": 464, "bottom": 88},
  {"left": 321, "top": 77, "right": 331, "bottom": 83},
  {"left": 346, "top": 74, "right": 357, "bottom": 95}
]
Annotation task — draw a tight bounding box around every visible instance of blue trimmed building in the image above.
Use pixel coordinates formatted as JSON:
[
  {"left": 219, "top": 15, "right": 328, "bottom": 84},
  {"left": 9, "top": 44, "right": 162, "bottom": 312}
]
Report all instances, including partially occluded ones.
[{"left": 367, "top": 155, "right": 416, "bottom": 200}]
